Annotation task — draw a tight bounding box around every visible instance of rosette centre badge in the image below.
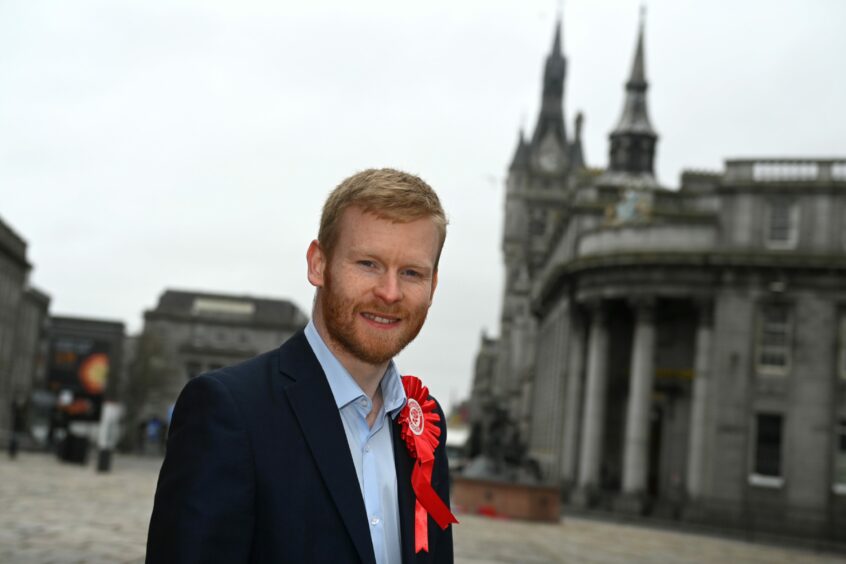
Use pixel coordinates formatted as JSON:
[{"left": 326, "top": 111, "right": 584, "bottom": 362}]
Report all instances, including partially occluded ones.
[{"left": 407, "top": 398, "right": 425, "bottom": 436}]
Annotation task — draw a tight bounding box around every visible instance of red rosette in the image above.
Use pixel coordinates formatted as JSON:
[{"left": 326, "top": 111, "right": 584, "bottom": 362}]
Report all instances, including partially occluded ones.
[{"left": 397, "top": 375, "right": 458, "bottom": 553}]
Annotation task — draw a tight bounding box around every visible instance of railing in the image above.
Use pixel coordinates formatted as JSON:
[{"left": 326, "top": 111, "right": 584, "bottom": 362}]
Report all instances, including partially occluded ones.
[
  {"left": 577, "top": 223, "right": 717, "bottom": 257},
  {"left": 724, "top": 159, "right": 846, "bottom": 183}
]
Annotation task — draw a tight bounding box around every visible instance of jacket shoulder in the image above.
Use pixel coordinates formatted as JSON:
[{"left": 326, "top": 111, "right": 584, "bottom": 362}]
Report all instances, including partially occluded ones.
[{"left": 203, "top": 329, "right": 309, "bottom": 391}]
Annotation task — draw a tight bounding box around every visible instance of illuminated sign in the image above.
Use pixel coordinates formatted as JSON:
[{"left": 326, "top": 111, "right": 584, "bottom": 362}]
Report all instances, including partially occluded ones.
[{"left": 48, "top": 337, "right": 111, "bottom": 419}]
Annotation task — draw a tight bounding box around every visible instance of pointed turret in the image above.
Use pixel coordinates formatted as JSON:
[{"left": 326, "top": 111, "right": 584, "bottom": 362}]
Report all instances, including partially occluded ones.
[
  {"left": 551, "top": 18, "right": 562, "bottom": 56},
  {"left": 531, "top": 19, "right": 567, "bottom": 148},
  {"left": 509, "top": 129, "right": 530, "bottom": 171},
  {"left": 608, "top": 12, "right": 658, "bottom": 177},
  {"left": 627, "top": 19, "right": 646, "bottom": 87},
  {"left": 569, "top": 111, "right": 585, "bottom": 169}
]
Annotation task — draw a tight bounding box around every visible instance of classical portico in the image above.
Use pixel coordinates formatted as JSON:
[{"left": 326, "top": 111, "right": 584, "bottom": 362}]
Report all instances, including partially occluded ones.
[
  {"left": 575, "top": 301, "right": 609, "bottom": 498},
  {"left": 568, "top": 290, "right": 715, "bottom": 511},
  {"left": 685, "top": 300, "right": 714, "bottom": 500},
  {"left": 621, "top": 298, "right": 657, "bottom": 497}
]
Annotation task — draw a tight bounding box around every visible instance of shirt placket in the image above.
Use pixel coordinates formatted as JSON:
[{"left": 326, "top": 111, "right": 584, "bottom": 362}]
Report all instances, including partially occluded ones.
[{"left": 358, "top": 399, "right": 386, "bottom": 564}]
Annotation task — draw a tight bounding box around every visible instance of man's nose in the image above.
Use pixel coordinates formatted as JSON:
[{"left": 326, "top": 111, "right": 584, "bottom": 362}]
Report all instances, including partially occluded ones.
[{"left": 373, "top": 272, "right": 403, "bottom": 304}]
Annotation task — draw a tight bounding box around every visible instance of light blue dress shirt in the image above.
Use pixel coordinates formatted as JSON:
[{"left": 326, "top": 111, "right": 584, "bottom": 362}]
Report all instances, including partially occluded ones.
[{"left": 305, "top": 321, "right": 406, "bottom": 564}]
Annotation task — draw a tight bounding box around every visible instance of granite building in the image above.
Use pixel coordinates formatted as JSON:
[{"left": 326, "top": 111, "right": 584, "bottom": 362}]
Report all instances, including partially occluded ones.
[
  {"left": 472, "top": 18, "right": 846, "bottom": 541},
  {"left": 0, "top": 215, "right": 50, "bottom": 442},
  {"left": 136, "top": 289, "right": 308, "bottom": 421}
]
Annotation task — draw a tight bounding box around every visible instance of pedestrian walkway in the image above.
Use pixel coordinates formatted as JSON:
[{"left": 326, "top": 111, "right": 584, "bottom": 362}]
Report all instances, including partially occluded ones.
[{"left": 1, "top": 453, "right": 842, "bottom": 563}]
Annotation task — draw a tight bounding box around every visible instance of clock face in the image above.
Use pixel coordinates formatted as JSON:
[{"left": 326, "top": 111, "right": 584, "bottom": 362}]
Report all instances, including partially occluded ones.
[
  {"left": 537, "top": 131, "right": 562, "bottom": 173},
  {"left": 538, "top": 150, "right": 559, "bottom": 172}
]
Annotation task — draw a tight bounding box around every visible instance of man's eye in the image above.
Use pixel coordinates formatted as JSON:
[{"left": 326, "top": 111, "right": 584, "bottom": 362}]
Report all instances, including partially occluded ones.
[
  {"left": 403, "top": 269, "right": 421, "bottom": 278},
  {"left": 358, "top": 260, "right": 376, "bottom": 268}
]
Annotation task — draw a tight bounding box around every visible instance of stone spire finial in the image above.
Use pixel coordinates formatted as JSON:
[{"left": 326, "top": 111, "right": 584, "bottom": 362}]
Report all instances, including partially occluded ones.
[
  {"left": 607, "top": 13, "right": 659, "bottom": 177},
  {"left": 531, "top": 18, "right": 568, "bottom": 149},
  {"left": 628, "top": 6, "right": 647, "bottom": 87},
  {"left": 552, "top": 14, "right": 562, "bottom": 55}
]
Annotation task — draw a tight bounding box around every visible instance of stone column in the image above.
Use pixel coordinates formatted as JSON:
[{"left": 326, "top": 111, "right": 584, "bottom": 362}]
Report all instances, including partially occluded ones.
[
  {"left": 686, "top": 300, "right": 714, "bottom": 500},
  {"left": 577, "top": 302, "right": 609, "bottom": 494},
  {"left": 622, "top": 298, "right": 657, "bottom": 496},
  {"left": 561, "top": 312, "right": 586, "bottom": 486}
]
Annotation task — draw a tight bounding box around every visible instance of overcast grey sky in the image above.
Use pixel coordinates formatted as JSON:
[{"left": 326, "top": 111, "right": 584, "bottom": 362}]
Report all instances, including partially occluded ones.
[{"left": 1, "top": 0, "right": 845, "bottom": 406}]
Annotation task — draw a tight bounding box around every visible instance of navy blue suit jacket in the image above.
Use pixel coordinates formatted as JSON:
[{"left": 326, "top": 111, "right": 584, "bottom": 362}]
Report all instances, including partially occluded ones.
[{"left": 146, "top": 330, "right": 454, "bottom": 563}]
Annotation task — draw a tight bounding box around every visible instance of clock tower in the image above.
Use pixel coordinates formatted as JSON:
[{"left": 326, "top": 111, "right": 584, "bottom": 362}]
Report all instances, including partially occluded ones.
[
  {"left": 530, "top": 20, "right": 568, "bottom": 174},
  {"left": 495, "top": 17, "right": 586, "bottom": 441}
]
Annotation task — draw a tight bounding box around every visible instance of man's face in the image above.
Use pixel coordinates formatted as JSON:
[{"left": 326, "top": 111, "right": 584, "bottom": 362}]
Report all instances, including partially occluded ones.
[{"left": 308, "top": 206, "right": 440, "bottom": 366}]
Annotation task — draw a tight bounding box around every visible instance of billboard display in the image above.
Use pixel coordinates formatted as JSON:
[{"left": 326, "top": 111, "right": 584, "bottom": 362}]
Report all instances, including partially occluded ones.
[{"left": 48, "top": 336, "right": 111, "bottom": 420}]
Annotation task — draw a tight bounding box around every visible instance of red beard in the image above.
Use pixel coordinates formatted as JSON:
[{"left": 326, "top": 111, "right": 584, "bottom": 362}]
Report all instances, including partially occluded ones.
[{"left": 320, "top": 269, "right": 429, "bottom": 365}]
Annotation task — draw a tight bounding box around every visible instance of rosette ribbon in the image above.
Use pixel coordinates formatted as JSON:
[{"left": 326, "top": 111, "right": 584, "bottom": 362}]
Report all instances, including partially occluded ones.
[{"left": 398, "top": 375, "right": 459, "bottom": 553}]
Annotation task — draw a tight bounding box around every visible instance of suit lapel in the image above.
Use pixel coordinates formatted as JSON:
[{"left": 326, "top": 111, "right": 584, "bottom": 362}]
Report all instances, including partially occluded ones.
[
  {"left": 275, "top": 332, "right": 377, "bottom": 564},
  {"left": 392, "top": 413, "right": 416, "bottom": 563}
]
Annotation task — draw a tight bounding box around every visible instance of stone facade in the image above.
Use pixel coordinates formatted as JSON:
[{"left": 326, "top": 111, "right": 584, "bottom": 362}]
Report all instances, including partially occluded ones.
[
  {"left": 0, "top": 215, "right": 50, "bottom": 442},
  {"left": 471, "top": 17, "right": 846, "bottom": 542},
  {"left": 12, "top": 289, "right": 51, "bottom": 397},
  {"left": 137, "top": 289, "right": 308, "bottom": 420}
]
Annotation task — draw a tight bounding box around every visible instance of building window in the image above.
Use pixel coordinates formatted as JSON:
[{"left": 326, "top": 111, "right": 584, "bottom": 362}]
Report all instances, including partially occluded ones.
[
  {"left": 756, "top": 303, "right": 792, "bottom": 376},
  {"left": 842, "top": 203, "right": 846, "bottom": 250},
  {"left": 191, "top": 325, "right": 205, "bottom": 347},
  {"left": 529, "top": 209, "right": 546, "bottom": 236},
  {"left": 839, "top": 314, "right": 846, "bottom": 382},
  {"left": 750, "top": 412, "right": 783, "bottom": 488},
  {"left": 835, "top": 419, "right": 846, "bottom": 495},
  {"left": 765, "top": 200, "right": 799, "bottom": 249}
]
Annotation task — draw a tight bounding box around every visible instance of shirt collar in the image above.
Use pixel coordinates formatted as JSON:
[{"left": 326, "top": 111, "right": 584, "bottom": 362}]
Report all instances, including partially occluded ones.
[{"left": 304, "top": 320, "right": 407, "bottom": 417}]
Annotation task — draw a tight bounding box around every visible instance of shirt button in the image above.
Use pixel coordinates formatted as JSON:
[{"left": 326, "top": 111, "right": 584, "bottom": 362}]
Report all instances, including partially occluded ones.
[
  {"left": 364, "top": 446, "right": 371, "bottom": 453},
  {"left": 370, "top": 516, "right": 381, "bottom": 526},
  {"left": 359, "top": 399, "right": 368, "bottom": 408}
]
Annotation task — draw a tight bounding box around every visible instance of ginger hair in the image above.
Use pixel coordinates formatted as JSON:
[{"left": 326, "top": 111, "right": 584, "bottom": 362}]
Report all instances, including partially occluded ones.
[{"left": 318, "top": 168, "right": 448, "bottom": 268}]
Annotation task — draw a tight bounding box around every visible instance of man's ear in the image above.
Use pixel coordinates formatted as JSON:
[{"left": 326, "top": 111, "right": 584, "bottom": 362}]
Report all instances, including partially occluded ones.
[{"left": 306, "top": 240, "right": 326, "bottom": 288}]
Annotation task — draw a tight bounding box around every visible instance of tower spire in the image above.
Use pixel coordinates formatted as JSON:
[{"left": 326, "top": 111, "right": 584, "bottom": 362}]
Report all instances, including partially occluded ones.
[
  {"left": 531, "top": 18, "right": 567, "bottom": 148},
  {"left": 552, "top": 13, "right": 562, "bottom": 55},
  {"left": 629, "top": 7, "right": 646, "bottom": 86},
  {"left": 608, "top": 11, "right": 658, "bottom": 177}
]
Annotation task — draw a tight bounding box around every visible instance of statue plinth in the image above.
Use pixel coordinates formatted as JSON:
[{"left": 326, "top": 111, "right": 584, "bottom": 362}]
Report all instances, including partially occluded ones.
[{"left": 452, "top": 475, "right": 560, "bottom": 522}]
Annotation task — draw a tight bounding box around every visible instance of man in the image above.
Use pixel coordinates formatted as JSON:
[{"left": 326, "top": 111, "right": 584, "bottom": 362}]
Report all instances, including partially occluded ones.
[{"left": 147, "top": 168, "right": 454, "bottom": 563}]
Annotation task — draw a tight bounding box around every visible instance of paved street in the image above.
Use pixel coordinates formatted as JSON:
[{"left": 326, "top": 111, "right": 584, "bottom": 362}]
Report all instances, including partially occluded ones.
[{"left": 1, "top": 452, "right": 843, "bottom": 564}]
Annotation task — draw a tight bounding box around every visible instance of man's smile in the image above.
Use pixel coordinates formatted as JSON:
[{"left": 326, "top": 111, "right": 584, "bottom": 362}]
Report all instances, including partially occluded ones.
[{"left": 360, "top": 312, "right": 401, "bottom": 326}]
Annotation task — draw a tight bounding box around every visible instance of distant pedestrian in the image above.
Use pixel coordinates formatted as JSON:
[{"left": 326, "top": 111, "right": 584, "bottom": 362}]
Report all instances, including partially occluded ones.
[{"left": 7, "top": 396, "right": 26, "bottom": 459}]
